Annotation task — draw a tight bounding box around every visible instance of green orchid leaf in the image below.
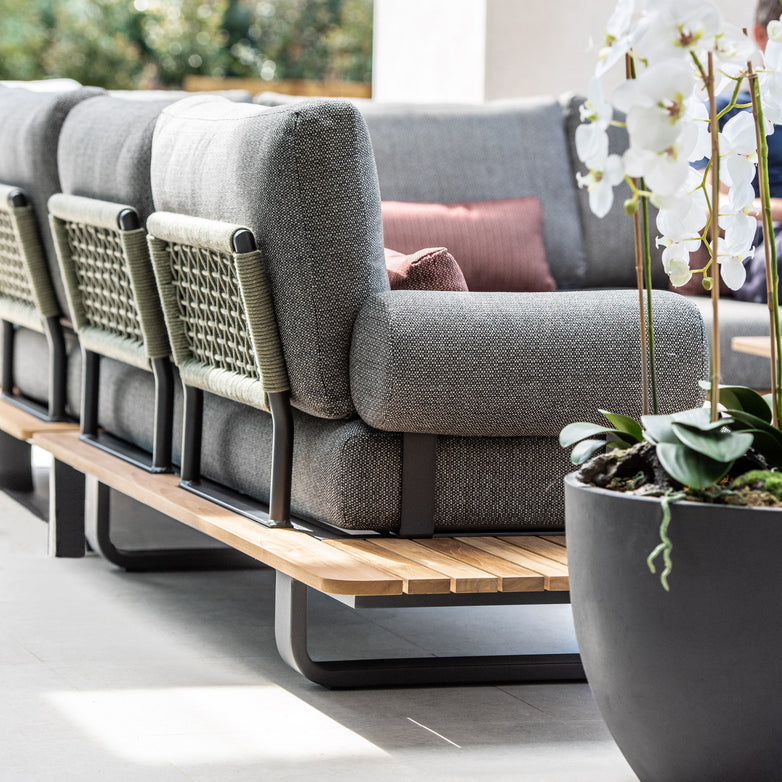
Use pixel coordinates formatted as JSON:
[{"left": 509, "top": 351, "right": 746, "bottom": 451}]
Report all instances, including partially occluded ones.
[
  {"left": 570, "top": 438, "right": 608, "bottom": 465},
  {"left": 559, "top": 422, "right": 618, "bottom": 448},
  {"left": 717, "top": 385, "right": 772, "bottom": 423},
  {"left": 726, "top": 410, "right": 782, "bottom": 468},
  {"left": 656, "top": 442, "right": 733, "bottom": 489},
  {"left": 670, "top": 423, "right": 753, "bottom": 463},
  {"left": 641, "top": 414, "right": 679, "bottom": 444},
  {"left": 670, "top": 407, "right": 732, "bottom": 431},
  {"left": 599, "top": 410, "right": 643, "bottom": 442}
]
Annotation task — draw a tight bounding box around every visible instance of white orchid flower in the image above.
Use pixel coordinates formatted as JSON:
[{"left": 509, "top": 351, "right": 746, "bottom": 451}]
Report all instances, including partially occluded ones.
[
  {"left": 717, "top": 251, "right": 748, "bottom": 290},
  {"left": 656, "top": 188, "right": 708, "bottom": 245},
  {"left": 576, "top": 121, "right": 610, "bottom": 165},
  {"left": 721, "top": 210, "right": 758, "bottom": 257},
  {"left": 619, "top": 60, "right": 697, "bottom": 154},
  {"left": 596, "top": 0, "right": 646, "bottom": 78},
  {"left": 633, "top": 0, "right": 723, "bottom": 63},
  {"left": 685, "top": 100, "right": 712, "bottom": 162},
  {"left": 579, "top": 77, "right": 613, "bottom": 129},
  {"left": 661, "top": 242, "right": 694, "bottom": 286},
  {"left": 576, "top": 151, "right": 625, "bottom": 218},
  {"left": 711, "top": 24, "right": 756, "bottom": 92}
]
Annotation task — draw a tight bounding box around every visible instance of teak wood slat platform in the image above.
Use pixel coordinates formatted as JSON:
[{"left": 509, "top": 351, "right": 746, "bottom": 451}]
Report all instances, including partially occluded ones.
[{"left": 30, "top": 428, "right": 584, "bottom": 688}]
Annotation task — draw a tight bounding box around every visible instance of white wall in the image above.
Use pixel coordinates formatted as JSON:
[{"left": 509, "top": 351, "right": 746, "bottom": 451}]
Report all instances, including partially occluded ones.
[{"left": 373, "top": 0, "right": 757, "bottom": 102}]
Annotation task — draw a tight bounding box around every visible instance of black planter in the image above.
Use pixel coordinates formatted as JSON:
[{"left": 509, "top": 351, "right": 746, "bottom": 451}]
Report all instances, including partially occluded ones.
[{"left": 564, "top": 473, "right": 782, "bottom": 782}]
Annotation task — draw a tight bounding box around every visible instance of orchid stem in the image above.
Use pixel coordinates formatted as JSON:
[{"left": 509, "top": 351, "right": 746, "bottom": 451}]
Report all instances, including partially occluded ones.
[
  {"left": 627, "top": 52, "right": 651, "bottom": 417},
  {"left": 749, "top": 63, "right": 782, "bottom": 427},
  {"left": 707, "top": 52, "right": 721, "bottom": 423}
]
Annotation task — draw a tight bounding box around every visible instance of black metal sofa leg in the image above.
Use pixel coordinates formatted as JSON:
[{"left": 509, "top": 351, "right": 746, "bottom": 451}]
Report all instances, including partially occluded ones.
[
  {"left": 274, "top": 572, "right": 586, "bottom": 689},
  {"left": 48, "top": 457, "right": 85, "bottom": 557},
  {"left": 0, "top": 429, "right": 34, "bottom": 493},
  {"left": 84, "top": 476, "right": 262, "bottom": 572}
]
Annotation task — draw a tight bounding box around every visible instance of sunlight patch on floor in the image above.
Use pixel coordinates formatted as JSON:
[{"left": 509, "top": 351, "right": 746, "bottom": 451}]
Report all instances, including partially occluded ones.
[{"left": 45, "top": 685, "right": 389, "bottom": 764}]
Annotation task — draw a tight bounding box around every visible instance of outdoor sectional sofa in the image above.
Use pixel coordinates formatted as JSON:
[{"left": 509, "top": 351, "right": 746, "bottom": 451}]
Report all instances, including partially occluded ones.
[{"left": 0, "top": 82, "right": 742, "bottom": 686}]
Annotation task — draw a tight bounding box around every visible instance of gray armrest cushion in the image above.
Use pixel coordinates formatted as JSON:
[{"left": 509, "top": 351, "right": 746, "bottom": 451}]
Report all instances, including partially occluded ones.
[{"left": 350, "top": 290, "right": 709, "bottom": 436}]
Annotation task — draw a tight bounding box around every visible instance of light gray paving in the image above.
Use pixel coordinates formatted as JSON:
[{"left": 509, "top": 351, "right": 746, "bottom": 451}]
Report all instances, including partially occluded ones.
[{"left": 0, "top": 483, "right": 637, "bottom": 782}]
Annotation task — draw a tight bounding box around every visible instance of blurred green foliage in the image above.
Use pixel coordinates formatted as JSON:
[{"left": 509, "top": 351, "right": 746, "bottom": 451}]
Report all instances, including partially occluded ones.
[{"left": 0, "top": 0, "right": 372, "bottom": 88}]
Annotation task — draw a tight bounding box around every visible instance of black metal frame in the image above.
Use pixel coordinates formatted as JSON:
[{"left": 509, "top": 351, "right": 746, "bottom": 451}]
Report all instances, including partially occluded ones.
[
  {"left": 177, "top": 228, "right": 294, "bottom": 529},
  {"left": 1, "top": 190, "right": 69, "bottom": 422},
  {"left": 274, "top": 572, "right": 585, "bottom": 689},
  {"left": 78, "top": 208, "right": 175, "bottom": 474},
  {"left": 83, "top": 475, "right": 263, "bottom": 571},
  {"left": 47, "top": 457, "right": 86, "bottom": 557}
]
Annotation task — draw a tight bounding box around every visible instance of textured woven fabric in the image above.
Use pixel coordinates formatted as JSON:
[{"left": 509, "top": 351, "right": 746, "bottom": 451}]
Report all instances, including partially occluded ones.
[
  {"left": 382, "top": 197, "right": 555, "bottom": 292},
  {"left": 385, "top": 247, "right": 468, "bottom": 291},
  {"left": 150, "top": 96, "right": 392, "bottom": 419},
  {"left": 57, "top": 95, "right": 178, "bottom": 225},
  {"left": 691, "top": 296, "right": 774, "bottom": 388},
  {"left": 71, "top": 352, "right": 576, "bottom": 532},
  {"left": 352, "top": 97, "right": 586, "bottom": 290},
  {"left": 0, "top": 86, "right": 103, "bottom": 313},
  {"left": 561, "top": 93, "right": 667, "bottom": 290},
  {"left": 351, "top": 289, "right": 709, "bottom": 436}
]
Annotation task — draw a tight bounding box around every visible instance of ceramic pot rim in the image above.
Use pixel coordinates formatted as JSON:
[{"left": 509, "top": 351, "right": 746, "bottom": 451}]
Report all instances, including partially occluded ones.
[{"left": 565, "top": 471, "right": 782, "bottom": 515}]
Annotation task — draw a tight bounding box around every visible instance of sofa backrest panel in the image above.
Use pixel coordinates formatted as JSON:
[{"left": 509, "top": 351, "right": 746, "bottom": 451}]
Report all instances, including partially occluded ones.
[
  {"left": 58, "top": 95, "right": 179, "bottom": 224},
  {"left": 150, "top": 95, "right": 388, "bottom": 420},
  {"left": 562, "top": 94, "right": 667, "bottom": 289},
  {"left": 0, "top": 86, "right": 103, "bottom": 313},
  {"left": 349, "top": 98, "right": 587, "bottom": 291}
]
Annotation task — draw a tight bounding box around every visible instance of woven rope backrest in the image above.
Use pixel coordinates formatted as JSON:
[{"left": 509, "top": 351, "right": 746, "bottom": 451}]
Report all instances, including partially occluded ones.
[
  {"left": 61, "top": 220, "right": 143, "bottom": 344},
  {"left": 0, "top": 186, "right": 61, "bottom": 330},
  {"left": 169, "top": 241, "right": 257, "bottom": 377},
  {"left": 148, "top": 211, "right": 289, "bottom": 411},
  {"left": 0, "top": 207, "right": 37, "bottom": 308},
  {"left": 49, "top": 194, "right": 171, "bottom": 370}
]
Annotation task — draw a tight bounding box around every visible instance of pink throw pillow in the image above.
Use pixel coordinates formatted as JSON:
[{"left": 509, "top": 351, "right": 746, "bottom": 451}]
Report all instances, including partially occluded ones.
[
  {"left": 381, "top": 197, "right": 556, "bottom": 293},
  {"left": 385, "top": 246, "right": 469, "bottom": 291}
]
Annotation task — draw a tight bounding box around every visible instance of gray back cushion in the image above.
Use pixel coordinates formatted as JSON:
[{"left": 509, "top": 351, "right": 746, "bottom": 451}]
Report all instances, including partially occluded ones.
[
  {"left": 256, "top": 93, "right": 587, "bottom": 290},
  {"left": 151, "top": 96, "right": 387, "bottom": 419},
  {"left": 58, "top": 94, "right": 180, "bottom": 224},
  {"left": 562, "top": 94, "right": 666, "bottom": 289},
  {"left": 0, "top": 86, "right": 103, "bottom": 312}
]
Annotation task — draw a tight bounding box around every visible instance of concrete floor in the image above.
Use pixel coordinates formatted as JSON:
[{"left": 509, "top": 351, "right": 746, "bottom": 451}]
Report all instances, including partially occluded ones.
[{"left": 0, "top": 477, "right": 637, "bottom": 782}]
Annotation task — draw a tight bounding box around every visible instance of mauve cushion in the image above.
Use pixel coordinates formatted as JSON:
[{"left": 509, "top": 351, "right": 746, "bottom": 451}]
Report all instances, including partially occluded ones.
[
  {"left": 384, "top": 246, "right": 468, "bottom": 291},
  {"left": 381, "top": 196, "right": 556, "bottom": 293}
]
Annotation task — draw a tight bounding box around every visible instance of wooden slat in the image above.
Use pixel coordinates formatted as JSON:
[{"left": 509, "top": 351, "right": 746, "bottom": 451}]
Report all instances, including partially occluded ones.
[
  {"left": 32, "top": 430, "right": 403, "bottom": 596},
  {"left": 0, "top": 397, "right": 79, "bottom": 440},
  {"left": 370, "top": 538, "right": 498, "bottom": 593},
  {"left": 414, "top": 538, "right": 545, "bottom": 592},
  {"left": 731, "top": 336, "right": 771, "bottom": 359},
  {"left": 328, "top": 539, "right": 451, "bottom": 595},
  {"left": 460, "top": 537, "right": 569, "bottom": 591},
  {"left": 498, "top": 536, "right": 568, "bottom": 566},
  {"left": 541, "top": 535, "right": 567, "bottom": 548}
]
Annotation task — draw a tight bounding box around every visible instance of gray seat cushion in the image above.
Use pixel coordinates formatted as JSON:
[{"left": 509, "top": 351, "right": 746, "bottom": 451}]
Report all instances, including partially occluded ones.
[
  {"left": 150, "top": 96, "right": 388, "bottom": 420},
  {"left": 67, "top": 352, "right": 577, "bottom": 532},
  {"left": 0, "top": 86, "right": 103, "bottom": 313},
  {"left": 57, "top": 94, "right": 181, "bottom": 224}
]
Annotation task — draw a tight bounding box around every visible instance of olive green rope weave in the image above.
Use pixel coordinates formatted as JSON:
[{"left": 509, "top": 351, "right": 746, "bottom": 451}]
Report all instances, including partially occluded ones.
[
  {"left": 0, "top": 201, "right": 60, "bottom": 330},
  {"left": 50, "top": 212, "right": 169, "bottom": 371},
  {"left": 148, "top": 229, "right": 289, "bottom": 412}
]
